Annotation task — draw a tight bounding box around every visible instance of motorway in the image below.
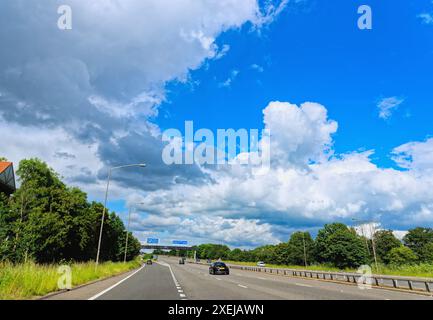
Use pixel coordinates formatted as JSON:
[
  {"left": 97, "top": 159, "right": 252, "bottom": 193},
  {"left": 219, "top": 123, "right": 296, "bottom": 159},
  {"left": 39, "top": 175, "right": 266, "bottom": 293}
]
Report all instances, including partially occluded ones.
[{"left": 46, "top": 257, "right": 433, "bottom": 300}]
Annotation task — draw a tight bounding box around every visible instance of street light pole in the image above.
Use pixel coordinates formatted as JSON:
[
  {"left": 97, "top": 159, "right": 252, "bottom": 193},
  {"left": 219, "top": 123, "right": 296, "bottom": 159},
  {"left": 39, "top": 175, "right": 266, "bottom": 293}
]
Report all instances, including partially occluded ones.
[
  {"left": 352, "top": 218, "right": 379, "bottom": 273},
  {"left": 124, "top": 207, "right": 132, "bottom": 263},
  {"left": 95, "top": 164, "right": 146, "bottom": 266},
  {"left": 368, "top": 223, "right": 380, "bottom": 273},
  {"left": 302, "top": 232, "right": 308, "bottom": 268}
]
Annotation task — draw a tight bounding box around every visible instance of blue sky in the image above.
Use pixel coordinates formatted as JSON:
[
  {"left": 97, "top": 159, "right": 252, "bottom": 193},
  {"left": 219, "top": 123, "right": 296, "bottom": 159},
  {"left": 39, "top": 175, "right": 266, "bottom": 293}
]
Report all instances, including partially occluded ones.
[
  {"left": 1, "top": 0, "right": 433, "bottom": 247},
  {"left": 159, "top": 0, "right": 433, "bottom": 168}
]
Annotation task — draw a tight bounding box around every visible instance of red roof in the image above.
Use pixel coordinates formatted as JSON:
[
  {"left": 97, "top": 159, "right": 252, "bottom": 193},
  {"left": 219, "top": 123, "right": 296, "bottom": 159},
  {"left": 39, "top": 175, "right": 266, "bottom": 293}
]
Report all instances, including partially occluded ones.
[{"left": 0, "top": 162, "right": 12, "bottom": 174}]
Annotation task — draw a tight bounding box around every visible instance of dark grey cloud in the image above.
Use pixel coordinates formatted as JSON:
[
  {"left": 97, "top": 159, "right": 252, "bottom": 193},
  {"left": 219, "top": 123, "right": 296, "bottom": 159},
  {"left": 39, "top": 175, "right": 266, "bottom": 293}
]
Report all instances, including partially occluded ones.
[
  {"left": 0, "top": 0, "right": 256, "bottom": 191},
  {"left": 96, "top": 130, "right": 210, "bottom": 191}
]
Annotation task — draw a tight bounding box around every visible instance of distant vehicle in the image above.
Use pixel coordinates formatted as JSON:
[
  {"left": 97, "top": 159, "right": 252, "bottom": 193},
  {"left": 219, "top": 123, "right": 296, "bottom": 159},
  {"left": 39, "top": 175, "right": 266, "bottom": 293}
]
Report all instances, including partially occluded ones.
[
  {"left": 257, "top": 262, "right": 266, "bottom": 267},
  {"left": 207, "top": 259, "right": 212, "bottom": 264},
  {"left": 209, "top": 262, "right": 230, "bottom": 275},
  {"left": 146, "top": 259, "right": 153, "bottom": 265},
  {"left": 179, "top": 258, "right": 185, "bottom": 264}
]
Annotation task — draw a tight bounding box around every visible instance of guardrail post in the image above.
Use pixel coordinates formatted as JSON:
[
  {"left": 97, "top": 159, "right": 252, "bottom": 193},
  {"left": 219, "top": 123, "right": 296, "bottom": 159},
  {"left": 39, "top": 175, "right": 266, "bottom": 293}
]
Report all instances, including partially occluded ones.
[
  {"left": 408, "top": 281, "right": 413, "bottom": 291},
  {"left": 425, "top": 282, "right": 431, "bottom": 292},
  {"left": 392, "top": 279, "right": 398, "bottom": 288},
  {"left": 375, "top": 278, "right": 380, "bottom": 287}
]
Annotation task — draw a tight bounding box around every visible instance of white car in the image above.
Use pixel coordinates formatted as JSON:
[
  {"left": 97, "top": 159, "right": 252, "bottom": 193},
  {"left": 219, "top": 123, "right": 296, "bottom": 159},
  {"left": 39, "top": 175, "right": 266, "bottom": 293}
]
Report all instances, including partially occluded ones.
[{"left": 257, "top": 261, "right": 266, "bottom": 267}]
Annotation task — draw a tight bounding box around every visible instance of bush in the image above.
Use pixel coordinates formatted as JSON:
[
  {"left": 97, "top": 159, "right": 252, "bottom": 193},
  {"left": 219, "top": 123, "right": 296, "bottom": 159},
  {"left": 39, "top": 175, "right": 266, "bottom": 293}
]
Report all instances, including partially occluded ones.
[
  {"left": 403, "top": 227, "right": 433, "bottom": 262},
  {"left": 420, "top": 243, "right": 433, "bottom": 263},
  {"left": 387, "top": 246, "right": 418, "bottom": 266},
  {"left": 374, "top": 230, "right": 402, "bottom": 264}
]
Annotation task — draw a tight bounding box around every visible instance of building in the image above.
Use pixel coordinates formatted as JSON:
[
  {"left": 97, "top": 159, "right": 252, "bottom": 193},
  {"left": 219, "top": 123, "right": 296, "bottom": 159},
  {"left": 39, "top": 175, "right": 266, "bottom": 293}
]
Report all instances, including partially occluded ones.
[{"left": 0, "top": 162, "right": 16, "bottom": 196}]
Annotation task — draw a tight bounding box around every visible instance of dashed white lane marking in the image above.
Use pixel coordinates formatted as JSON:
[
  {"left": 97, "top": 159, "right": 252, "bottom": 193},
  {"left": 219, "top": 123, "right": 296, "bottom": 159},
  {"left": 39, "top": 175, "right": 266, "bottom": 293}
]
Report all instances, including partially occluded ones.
[
  {"left": 295, "top": 283, "right": 313, "bottom": 288},
  {"left": 88, "top": 264, "right": 146, "bottom": 300},
  {"left": 215, "top": 277, "right": 222, "bottom": 281},
  {"left": 238, "top": 284, "right": 248, "bottom": 289},
  {"left": 157, "top": 261, "right": 187, "bottom": 300},
  {"left": 258, "top": 277, "right": 266, "bottom": 280}
]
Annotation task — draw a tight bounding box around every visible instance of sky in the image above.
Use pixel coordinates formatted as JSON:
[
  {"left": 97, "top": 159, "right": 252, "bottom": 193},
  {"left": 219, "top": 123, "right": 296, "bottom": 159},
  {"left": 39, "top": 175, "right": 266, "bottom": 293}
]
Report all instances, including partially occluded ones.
[{"left": 1, "top": 0, "right": 433, "bottom": 248}]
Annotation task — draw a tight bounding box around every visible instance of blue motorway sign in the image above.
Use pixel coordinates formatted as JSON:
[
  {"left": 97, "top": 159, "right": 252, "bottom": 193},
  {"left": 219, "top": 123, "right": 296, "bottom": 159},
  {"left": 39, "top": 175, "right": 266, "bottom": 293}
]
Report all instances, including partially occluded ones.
[
  {"left": 147, "top": 238, "right": 160, "bottom": 244},
  {"left": 172, "top": 240, "right": 188, "bottom": 245}
]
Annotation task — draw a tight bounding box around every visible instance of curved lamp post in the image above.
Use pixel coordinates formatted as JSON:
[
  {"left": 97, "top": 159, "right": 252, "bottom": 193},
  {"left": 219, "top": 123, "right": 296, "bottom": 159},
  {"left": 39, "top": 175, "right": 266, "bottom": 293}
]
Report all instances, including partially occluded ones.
[{"left": 96, "top": 164, "right": 146, "bottom": 266}]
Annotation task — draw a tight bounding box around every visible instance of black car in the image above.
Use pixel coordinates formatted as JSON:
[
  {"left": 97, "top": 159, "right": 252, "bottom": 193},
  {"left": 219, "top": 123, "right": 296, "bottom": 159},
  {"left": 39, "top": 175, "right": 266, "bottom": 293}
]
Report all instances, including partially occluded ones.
[
  {"left": 209, "top": 262, "right": 229, "bottom": 275},
  {"left": 146, "top": 259, "right": 153, "bottom": 265}
]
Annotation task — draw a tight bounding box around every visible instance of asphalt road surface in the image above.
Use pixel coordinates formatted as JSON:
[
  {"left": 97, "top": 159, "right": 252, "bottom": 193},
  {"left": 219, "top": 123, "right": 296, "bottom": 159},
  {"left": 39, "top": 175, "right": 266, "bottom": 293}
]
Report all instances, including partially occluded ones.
[{"left": 46, "top": 257, "right": 433, "bottom": 300}]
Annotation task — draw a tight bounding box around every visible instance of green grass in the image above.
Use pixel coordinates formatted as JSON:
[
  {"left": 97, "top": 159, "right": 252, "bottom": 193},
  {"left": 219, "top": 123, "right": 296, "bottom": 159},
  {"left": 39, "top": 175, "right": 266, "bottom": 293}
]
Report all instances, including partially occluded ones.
[
  {"left": 223, "top": 260, "right": 433, "bottom": 278},
  {"left": 376, "top": 264, "right": 433, "bottom": 278},
  {"left": 0, "top": 258, "right": 142, "bottom": 300}
]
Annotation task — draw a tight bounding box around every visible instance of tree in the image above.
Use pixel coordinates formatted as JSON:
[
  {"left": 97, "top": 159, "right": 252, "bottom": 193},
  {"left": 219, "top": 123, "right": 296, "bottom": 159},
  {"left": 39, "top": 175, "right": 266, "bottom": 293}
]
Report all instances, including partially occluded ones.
[
  {"left": 251, "top": 245, "right": 277, "bottom": 264},
  {"left": 286, "top": 232, "right": 315, "bottom": 266},
  {"left": 228, "top": 248, "right": 243, "bottom": 261},
  {"left": 315, "top": 223, "right": 368, "bottom": 269},
  {"left": 0, "top": 158, "right": 141, "bottom": 264},
  {"left": 0, "top": 193, "right": 15, "bottom": 261},
  {"left": 403, "top": 227, "right": 433, "bottom": 262},
  {"left": 419, "top": 242, "right": 433, "bottom": 263},
  {"left": 196, "top": 244, "right": 230, "bottom": 260},
  {"left": 374, "top": 230, "right": 402, "bottom": 264},
  {"left": 387, "top": 246, "right": 418, "bottom": 265}
]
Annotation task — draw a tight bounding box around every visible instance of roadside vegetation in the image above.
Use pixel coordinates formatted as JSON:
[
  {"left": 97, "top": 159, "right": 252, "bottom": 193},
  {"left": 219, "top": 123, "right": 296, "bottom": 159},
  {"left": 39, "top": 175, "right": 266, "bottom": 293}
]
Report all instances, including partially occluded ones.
[
  {"left": 220, "top": 261, "right": 433, "bottom": 278},
  {"left": 0, "top": 258, "right": 141, "bottom": 300},
  {"left": 0, "top": 158, "right": 141, "bottom": 264},
  {"left": 162, "top": 224, "right": 433, "bottom": 278},
  {"left": 0, "top": 157, "right": 143, "bottom": 299}
]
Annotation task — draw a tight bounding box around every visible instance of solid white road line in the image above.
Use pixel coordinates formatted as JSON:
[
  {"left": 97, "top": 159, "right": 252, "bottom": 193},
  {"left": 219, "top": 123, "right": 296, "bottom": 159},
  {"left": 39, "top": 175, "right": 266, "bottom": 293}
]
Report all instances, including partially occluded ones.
[
  {"left": 88, "top": 264, "right": 146, "bottom": 300},
  {"left": 238, "top": 284, "right": 248, "bottom": 289}
]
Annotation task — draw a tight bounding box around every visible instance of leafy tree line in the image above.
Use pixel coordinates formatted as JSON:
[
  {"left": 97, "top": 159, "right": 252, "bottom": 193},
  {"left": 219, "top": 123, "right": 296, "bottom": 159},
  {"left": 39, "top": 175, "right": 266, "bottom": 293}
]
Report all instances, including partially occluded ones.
[
  {"left": 190, "top": 224, "right": 433, "bottom": 269},
  {"left": 0, "top": 158, "right": 141, "bottom": 264}
]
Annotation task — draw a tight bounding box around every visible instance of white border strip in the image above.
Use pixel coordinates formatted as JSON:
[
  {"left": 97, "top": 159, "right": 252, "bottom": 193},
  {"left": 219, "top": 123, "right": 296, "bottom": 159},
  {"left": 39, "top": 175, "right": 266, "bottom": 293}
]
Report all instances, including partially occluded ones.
[{"left": 88, "top": 264, "right": 146, "bottom": 300}]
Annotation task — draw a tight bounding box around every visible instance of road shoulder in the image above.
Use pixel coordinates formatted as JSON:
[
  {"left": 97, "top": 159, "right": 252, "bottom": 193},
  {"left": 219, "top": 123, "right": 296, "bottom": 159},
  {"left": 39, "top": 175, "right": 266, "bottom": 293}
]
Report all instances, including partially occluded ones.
[{"left": 42, "top": 266, "right": 144, "bottom": 300}]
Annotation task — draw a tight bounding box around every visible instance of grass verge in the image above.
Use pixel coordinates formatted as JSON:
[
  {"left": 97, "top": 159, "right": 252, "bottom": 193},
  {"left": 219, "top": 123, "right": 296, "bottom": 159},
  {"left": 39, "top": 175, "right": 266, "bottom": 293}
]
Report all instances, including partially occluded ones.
[
  {"left": 223, "top": 260, "right": 433, "bottom": 278},
  {"left": 0, "top": 258, "right": 142, "bottom": 300}
]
